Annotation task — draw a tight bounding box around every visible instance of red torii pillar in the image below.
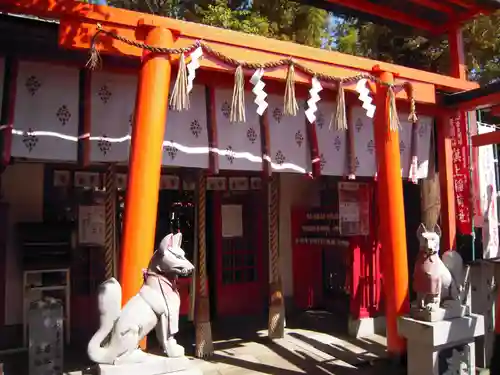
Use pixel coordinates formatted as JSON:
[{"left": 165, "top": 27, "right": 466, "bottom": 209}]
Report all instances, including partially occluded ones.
[
  {"left": 119, "top": 25, "right": 173, "bottom": 349},
  {"left": 372, "top": 68, "right": 410, "bottom": 357}
]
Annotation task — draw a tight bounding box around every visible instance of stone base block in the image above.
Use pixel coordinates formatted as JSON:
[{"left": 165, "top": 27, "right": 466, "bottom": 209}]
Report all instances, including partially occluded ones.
[
  {"left": 410, "top": 301, "right": 469, "bottom": 322},
  {"left": 398, "top": 314, "right": 485, "bottom": 375},
  {"left": 97, "top": 356, "right": 202, "bottom": 375}
]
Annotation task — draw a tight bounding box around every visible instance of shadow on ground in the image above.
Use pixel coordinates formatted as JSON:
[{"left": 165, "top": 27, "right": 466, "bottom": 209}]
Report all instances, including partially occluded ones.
[{"left": 0, "top": 311, "right": 406, "bottom": 375}]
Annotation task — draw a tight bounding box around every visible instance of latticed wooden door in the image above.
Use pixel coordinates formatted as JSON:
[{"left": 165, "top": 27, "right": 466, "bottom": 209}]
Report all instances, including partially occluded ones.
[{"left": 214, "top": 190, "right": 265, "bottom": 316}]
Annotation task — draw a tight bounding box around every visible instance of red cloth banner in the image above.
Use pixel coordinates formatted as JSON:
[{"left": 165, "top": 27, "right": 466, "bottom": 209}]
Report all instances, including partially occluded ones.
[{"left": 450, "top": 112, "right": 472, "bottom": 234}]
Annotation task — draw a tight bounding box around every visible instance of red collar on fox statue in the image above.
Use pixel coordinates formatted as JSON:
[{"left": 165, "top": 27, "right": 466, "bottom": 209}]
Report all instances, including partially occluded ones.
[
  {"left": 421, "top": 246, "right": 438, "bottom": 262},
  {"left": 143, "top": 270, "right": 178, "bottom": 288}
]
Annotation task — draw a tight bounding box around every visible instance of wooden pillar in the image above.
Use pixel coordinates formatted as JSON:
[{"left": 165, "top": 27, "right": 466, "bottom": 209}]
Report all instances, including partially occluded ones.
[
  {"left": 268, "top": 174, "right": 285, "bottom": 338},
  {"left": 435, "top": 27, "right": 466, "bottom": 251},
  {"left": 437, "top": 114, "right": 456, "bottom": 251},
  {"left": 420, "top": 125, "right": 440, "bottom": 229},
  {"left": 448, "top": 27, "right": 467, "bottom": 80},
  {"left": 372, "top": 69, "right": 409, "bottom": 356},
  {"left": 118, "top": 27, "right": 173, "bottom": 349},
  {"left": 194, "top": 173, "right": 213, "bottom": 357}
]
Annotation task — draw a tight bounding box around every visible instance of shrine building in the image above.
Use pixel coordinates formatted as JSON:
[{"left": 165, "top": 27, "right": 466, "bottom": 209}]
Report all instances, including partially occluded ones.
[{"left": 0, "top": 0, "right": 496, "bottom": 361}]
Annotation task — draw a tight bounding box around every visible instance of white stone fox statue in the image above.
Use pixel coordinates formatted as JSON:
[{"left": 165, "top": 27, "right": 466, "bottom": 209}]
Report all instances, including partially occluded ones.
[
  {"left": 413, "top": 223, "right": 464, "bottom": 312},
  {"left": 87, "top": 233, "right": 195, "bottom": 365}
]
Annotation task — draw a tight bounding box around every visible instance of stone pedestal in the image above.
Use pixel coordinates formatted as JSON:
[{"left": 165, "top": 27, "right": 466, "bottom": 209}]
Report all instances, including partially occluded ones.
[
  {"left": 410, "top": 300, "right": 469, "bottom": 322},
  {"left": 97, "top": 356, "right": 202, "bottom": 375},
  {"left": 398, "top": 314, "right": 485, "bottom": 375},
  {"left": 469, "top": 260, "right": 496, "bottom": 368}
]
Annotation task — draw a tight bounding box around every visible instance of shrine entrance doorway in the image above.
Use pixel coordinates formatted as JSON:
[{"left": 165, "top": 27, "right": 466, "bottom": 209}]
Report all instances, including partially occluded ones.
[
  {"left": 322, "top": 245, "right": 351, "bottom": 323},
  {"left": 210, "top": 189, "right": 266, "bottom": 317}
]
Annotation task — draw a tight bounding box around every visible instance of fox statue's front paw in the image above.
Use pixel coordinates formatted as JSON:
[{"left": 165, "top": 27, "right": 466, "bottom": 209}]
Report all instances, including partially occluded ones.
[{"left": 164, "top": 338, "right": 185, "bottom": 358}]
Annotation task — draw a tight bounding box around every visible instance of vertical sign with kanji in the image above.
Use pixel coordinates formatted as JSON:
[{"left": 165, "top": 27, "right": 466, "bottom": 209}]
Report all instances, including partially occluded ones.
[{"left": 450, "top": 112, "right": 472, "bottom": 234}]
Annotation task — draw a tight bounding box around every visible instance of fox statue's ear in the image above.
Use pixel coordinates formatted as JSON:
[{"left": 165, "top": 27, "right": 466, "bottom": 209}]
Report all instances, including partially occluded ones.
[
  {"left": 160, "top": 233, "right": 173, "bottom": 250},
  {"left": 173, "top": 232, "right": 183, "bottom": 248},
  {"left": 416, "top": 223, "right": 427, "bottom": 239},
  {"left": 433, "top": 224, "right": 442, "bottom": 238}
]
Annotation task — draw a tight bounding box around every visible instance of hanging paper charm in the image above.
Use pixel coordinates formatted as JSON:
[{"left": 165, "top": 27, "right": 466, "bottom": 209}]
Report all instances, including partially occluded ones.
[
  {"left": 305, "top": 77, "right": 322, "bottom": 124},
  {"left": 355, "top": 79, "right": 376, "bottom": 118},
  {"left": 187, "top": 46, "right": 203, "bottom": 94},
  {"left": 250, "top": 68, "right": 268, "bottom": 116},
  {"left": 409, "top": 120, "right": 420, "bottom": 184}
]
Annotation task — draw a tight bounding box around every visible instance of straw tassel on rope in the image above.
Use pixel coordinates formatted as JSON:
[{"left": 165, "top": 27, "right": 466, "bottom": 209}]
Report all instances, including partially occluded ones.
[
  {"left": 86, "top": 25, "right": 104, "bottom": 70},
  {"left": 388, "top": 86, "right": 400, "bottom": 132},
  {"left": 408, "top": 95, "right": 418, "bottom": 125},
  {"left": 170, "top": 53, "right": 190, "bottom": 111},
  {"left": 284, "top": 62, "right": 299, "bottom": 117},
  {"left": 230, "top": 65, "right": 246, "bottom": 123},
  {"left": 331, "top": 83, "right": 348, "bottom": 131},
  {"left": 405, "top": 83, "right": 419, "bottom": 184},
  {"left": 408, "top": 99, "right": 418, "bottom": 124}
]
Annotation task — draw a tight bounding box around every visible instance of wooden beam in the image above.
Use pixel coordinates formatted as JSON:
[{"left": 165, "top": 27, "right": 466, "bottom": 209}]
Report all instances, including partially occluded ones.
[
  {"left": 306, "top": 118, "right": 321, "bottom": 178},
  {"left": 259, "top": 110, "right": 272, "bottom": 179},
  {"left": 78, "top": 68, "right": 91, "bottom": 166},
  {"left": 323, "top": 0, "right": 437, "bottom": 33},
  {"left": 490, "top": 105, "right": 500, "bottom": 117},
  {"left": 471, "top": 131, "right": 500, "bottom": 147},
  {"left": 445, "top": 0, "right": 480, "bottom": 11},
  {"left": 205, "top": 86, "right": 219, "bottom": 175},
  {"left": 445, "top": 90, "right": 500, "bottom": 113},
  {"left": 448, "top": 28, "right": 467, "bottom": 80},
  {"left": 1, "top": 58, "right": 18, "bottom": 166},
  {"left": 436, "top": 11, "right": 483, "bottom": 33},
  {"left": 410, "top": 0, "right": 455, "bottom": 14}
]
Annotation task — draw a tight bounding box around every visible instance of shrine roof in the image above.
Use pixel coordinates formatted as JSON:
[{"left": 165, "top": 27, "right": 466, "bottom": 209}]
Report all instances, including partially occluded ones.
[{"left": 302, "top": 0, "right": 500, "bottom": 33}]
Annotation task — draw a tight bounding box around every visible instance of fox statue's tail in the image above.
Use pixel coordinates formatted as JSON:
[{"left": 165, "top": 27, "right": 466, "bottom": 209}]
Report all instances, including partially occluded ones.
[
  {"left": 442, "top": 250, "right": 465, "bottom": 299},
  {"left": 87, "top": 278, "right": 122, "bottom": 364}
]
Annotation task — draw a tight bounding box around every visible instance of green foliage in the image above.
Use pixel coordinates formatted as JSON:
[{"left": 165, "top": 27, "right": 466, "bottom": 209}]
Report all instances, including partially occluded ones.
[
  {"left": 107, "top": 0, "right": 500, "bottom": 83},
  {"left": 109, "top": 0, "right": 328, "bottom": 47},
  {"left": 108, "top": 0, "right": 183, "bottom": 18},
  {"left": 331, "top": 14, "right": 500, "bottom": 84},
  {"left": 465, "top": 12, "right": 500, "bottom": 83},
  {"left": 186, "top": 0, "right": 270, "bottom": 36}
]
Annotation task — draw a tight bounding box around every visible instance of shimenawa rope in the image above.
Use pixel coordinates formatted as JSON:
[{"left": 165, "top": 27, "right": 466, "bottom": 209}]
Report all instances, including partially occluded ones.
[{"left": 87, "top": 23, "right": 417, "bottom": 130}]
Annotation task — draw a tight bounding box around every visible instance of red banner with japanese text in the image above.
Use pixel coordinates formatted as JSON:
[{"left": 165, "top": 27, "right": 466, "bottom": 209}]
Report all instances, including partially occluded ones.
[{"left": 450, "top": 112, "right": 472, "bottom": 234}]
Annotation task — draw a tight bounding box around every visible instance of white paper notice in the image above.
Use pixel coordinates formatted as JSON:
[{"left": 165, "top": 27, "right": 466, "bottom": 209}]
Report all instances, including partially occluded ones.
[
  {"left": 221, "top": 204, "right": 243, "bottom": 238},
  {"left": 339, "top": 202, "right": 360, "bottom": 222},
  {"left": 78, "top": 205, "right": 105, "bottom": 245}
]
